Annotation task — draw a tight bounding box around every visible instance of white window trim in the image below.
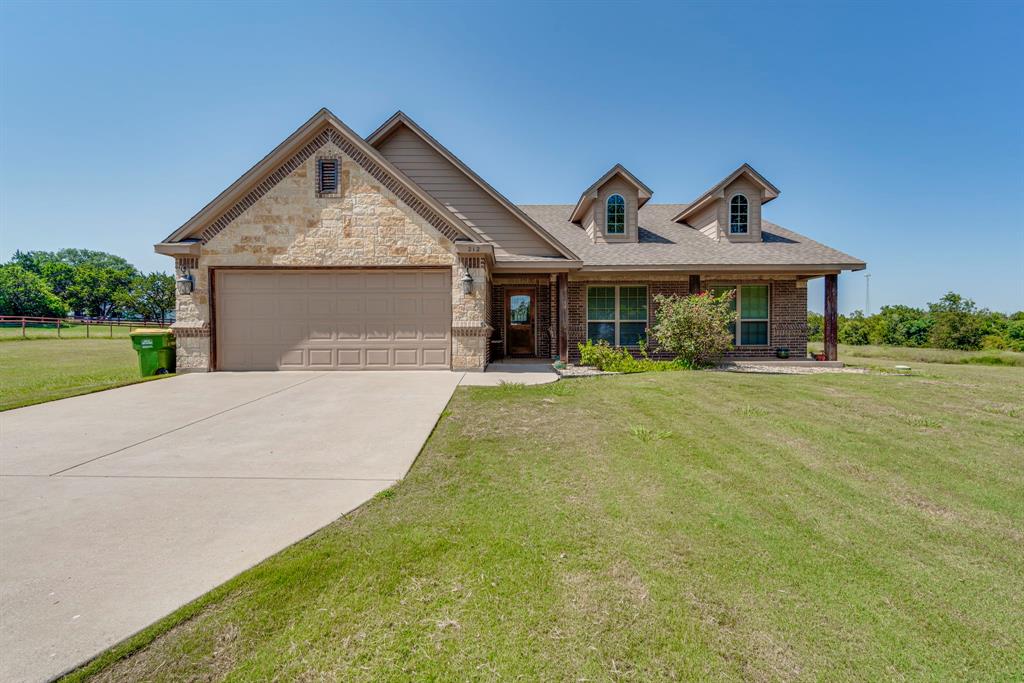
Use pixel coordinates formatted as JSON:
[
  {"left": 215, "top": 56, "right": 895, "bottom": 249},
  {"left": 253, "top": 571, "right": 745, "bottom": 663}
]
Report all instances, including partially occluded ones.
[
  {"left": 729, "top": 193, "right": 749, "bottom": 234},
  {"left": 713, "top": 283, "right": 771, "bottom": 347},
  {"left": 606, "top": 194, "right": 626, "bottom": 235},
  {"left": 586, "top": 285, "right": 648, "bottom": 347}
]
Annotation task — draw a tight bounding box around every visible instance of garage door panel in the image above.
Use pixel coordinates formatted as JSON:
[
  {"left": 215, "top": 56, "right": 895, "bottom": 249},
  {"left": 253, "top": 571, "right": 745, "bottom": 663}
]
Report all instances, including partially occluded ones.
[
  {"left": 308, "top": 322, "right": 335, "bottom": 341},
  {"left": 365, "top": 349, "right": 390, "bottom": 367},
  {"left": 308, "top": 349, "right": 334, "bottom": 367},
  {"left": 337, "top": 349, "right": 362, "bottom": 367},
  {"left": 394, "top": 296, "right": 419, "bottom": 316},
  {"left": 394, "top": 349, "right": 419, "bottom": 366},
  {"left": 422, "top": 348, "right": 448, "bottom": 366},
  {"left": 421, "top": 271, "right": 449, "bottom": 291},
  {"left": 421, "top": 297, "right": 448, "bottom": 317},
  {"left": 364, "top": 296, "right": 391, "bottom": 316},
  {"left": 217, "top": 269, "right": 451, "bottom": 371}
]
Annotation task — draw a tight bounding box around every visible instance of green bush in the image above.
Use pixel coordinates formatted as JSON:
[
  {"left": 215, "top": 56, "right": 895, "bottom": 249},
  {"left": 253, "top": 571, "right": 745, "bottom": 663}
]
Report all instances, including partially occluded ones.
[
  {"left": 648, "top": 291, "right": 735, "bottom": 366},
  {"left": 576, "top": 339, "right": 689, "bottom": 373}
]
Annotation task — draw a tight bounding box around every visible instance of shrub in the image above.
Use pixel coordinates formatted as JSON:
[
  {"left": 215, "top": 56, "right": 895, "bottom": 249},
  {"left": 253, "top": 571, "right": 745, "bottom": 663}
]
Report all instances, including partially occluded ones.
[
  {"left": 576, "top": 339, "right": 689, "bottom": 373},
  {"left": 648, "top": 291, "right": 735, "bottom": 366}
]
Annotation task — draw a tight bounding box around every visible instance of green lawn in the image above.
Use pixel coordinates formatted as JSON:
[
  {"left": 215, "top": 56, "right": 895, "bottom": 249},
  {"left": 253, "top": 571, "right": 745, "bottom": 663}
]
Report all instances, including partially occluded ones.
[
  {"left": 66, "top": 354, "right": 1023, "bottom": 681},
  {"left": 0, "top": 338, "right": 164, "bottom": 411},
  {"left": 810, "top": 341, "right": 1024, "bottom": 367}
]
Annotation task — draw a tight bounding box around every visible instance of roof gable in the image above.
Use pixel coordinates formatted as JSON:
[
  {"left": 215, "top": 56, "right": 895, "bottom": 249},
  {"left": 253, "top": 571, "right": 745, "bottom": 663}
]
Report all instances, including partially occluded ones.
[
  {"left": 162, "top": 109, "right": 481, "bottom": 245},
  {"left": 672, "top": 164, "right": 780, "bottom": 224},
  {"left": 367, "top": 112, "right": 579, "bottom": 262},
  {"left": 569, "top": 164, "right": 653, "bottom": 224}
]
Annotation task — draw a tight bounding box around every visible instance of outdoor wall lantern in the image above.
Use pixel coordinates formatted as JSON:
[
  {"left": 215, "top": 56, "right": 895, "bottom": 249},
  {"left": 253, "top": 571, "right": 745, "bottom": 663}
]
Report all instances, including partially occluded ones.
[
  {"left": 175, "top": 271, "right": 194, "bottom": 295},
  {"left": 460, "top": 268, "right": 474, "bottom": 295}
]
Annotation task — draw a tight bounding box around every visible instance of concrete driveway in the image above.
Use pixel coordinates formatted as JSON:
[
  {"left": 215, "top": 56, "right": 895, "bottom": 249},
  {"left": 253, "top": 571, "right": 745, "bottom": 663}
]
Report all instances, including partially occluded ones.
[{"left": 0, "top": 371, "right": 461, "bottom": 683}]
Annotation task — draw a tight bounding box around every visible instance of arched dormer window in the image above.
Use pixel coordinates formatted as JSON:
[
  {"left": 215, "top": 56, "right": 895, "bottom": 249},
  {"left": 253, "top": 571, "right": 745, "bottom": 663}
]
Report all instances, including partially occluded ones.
[
  {"left": 606, "top": 194, "right": 625, "bottom": 235},
  {"left": 730, "top": 194, "right": 749, "bottom": 234}
]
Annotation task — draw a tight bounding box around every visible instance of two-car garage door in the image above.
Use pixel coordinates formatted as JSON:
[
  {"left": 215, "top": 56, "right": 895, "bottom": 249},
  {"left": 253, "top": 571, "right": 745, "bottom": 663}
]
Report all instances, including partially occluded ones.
[{"left": 216, "top": 269, "right": 451, "bottom": 370}]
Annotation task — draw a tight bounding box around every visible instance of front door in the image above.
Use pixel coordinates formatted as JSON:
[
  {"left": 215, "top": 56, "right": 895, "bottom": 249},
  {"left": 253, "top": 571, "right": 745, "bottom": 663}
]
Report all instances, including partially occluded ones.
[{"left": 506, "top": 289, "right": 535, "bottom": 357}]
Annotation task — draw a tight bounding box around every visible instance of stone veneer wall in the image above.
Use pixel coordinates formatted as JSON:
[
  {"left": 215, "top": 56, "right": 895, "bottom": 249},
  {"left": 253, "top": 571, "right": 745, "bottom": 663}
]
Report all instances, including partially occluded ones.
[
  {"left": 172, "top": 141, "right": 491, "bottom": 371},
  {"left": 566, "top": 274, "right": 807, "bottom": 362}
]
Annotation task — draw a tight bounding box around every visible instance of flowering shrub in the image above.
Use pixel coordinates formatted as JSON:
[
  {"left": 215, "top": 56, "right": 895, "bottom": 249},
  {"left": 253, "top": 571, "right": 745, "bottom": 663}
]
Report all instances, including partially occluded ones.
[{"left": 648, "top": 290, "right": 735, "bottom": 366}]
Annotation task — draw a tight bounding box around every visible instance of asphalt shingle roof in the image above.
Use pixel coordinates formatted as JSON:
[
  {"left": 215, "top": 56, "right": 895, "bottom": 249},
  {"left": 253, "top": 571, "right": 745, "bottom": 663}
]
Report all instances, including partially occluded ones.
[{"left": 517, "top": 204, "right": 864, "bottom": 268}]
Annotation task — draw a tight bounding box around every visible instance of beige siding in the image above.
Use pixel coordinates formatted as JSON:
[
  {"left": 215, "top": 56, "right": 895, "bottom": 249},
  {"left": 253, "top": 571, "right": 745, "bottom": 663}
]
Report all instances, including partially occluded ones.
[
  {"left": 686, "top": 201, "right": 720, "bottom": 240},
  {"left": 376, "top": 127, "right": 560, "bottom": 259},
  {"left": 722, "top": 176, "right": 763, "bottom": 242},
  {"left": 593, "top": 176, "right": 639, "bottom": 244}
]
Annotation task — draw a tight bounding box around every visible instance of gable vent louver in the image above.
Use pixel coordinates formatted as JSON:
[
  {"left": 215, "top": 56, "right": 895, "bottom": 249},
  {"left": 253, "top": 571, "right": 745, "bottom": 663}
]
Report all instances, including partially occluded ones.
[{"left": 317, "top": 158, "right": 339, "bottom": 195}]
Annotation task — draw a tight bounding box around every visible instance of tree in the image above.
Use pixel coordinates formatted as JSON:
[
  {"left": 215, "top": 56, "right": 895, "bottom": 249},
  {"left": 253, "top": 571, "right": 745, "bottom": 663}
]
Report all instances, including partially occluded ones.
[
  {"left": 807, "top": 312, "right": 824, "bottom": 342},
  {"left": 65, "top": 264, "right": 135, "bottom": 318},
  {"left": 648, "top": 290, "right": 736, "bottom": 366},
  {"left": 116, "top": 272, "right": 175, "bottom": 321},
  {"left": 0, "top": 264, "right": 68, "bottom": 317},
  {"left": 838, "top": 311, "right": 871, "bottom": 345},
  {"left": 9, "top": 249, "right": 138, "bottom": 317},
  {"left": 868, "top": 305, "right": 932, "bottom": 347},
  {"left": 928, "top": 292, "right": 984, "bottom": 350}
]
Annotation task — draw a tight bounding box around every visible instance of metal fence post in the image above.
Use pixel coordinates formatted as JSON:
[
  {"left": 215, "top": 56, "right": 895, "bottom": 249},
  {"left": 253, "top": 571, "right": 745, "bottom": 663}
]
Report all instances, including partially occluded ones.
[{"left": 57, "top": 319, "right": 61, "bottom": 338}]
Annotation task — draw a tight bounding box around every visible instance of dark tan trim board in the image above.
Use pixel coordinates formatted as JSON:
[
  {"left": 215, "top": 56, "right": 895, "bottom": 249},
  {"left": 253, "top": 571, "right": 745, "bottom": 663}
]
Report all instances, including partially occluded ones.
[
  {"left": 162, "top": 109, "right": 481, "bottom": 247},
  {"left": 208, "top": 265, "right": 453, "bottom": 372},
  {"left": 672, "top": 163, "right": 781, "bottom": 224},
  {"left": 569, "top": 163, "right": 654, "bottom": 223},
  {"left": 209, "top": 267, "right": 218, "bottom": 371},
  {"left": 367, "top": 111, "right": 581, "bottom": 263}
]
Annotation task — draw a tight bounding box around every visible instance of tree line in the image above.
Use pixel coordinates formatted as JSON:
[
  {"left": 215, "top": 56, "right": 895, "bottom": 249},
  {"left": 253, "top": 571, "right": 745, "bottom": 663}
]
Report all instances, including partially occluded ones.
[
  {"left": 808, "top": 292, "right": 1024, "bottom": 352},
  {"left": 0, "top": 249, "right": 175, "bottom": 321}
]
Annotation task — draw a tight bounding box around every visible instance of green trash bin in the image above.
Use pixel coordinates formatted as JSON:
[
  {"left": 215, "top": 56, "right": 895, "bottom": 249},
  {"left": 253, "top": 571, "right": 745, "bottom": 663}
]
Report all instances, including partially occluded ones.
[{"left": 129, "top": 329, "right": 176, "bottom": 376}]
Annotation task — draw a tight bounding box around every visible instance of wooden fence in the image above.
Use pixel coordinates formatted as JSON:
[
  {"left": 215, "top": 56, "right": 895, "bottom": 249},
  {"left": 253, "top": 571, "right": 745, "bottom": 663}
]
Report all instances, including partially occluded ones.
[{"left": 0, "top": 315, "right": 172, "bottom": 338}]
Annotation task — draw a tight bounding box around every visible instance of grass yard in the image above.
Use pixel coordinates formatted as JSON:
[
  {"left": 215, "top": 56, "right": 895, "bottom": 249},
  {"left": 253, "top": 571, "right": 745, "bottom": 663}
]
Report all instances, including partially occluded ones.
[
  {"left": 0, "top": 338, "right": 164, "bottom": 411},
  {"left": 66, "top": 354, "right": 1024, "bottom": 681},
  {"left": 810, "top": 341, "right": 1024, "bottom": 368}
]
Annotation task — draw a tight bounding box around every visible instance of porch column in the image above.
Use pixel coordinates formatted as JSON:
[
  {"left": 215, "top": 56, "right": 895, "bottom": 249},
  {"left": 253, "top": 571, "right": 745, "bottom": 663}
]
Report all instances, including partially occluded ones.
[
  {"left": 824, "top": 273, "right": 838, "bottom": 361},
  {"left": 688, "top": 274, "right": 701, "bottom": 295},
  {"left": 557, "top": 273, "right": 568, "bottom": 363}
]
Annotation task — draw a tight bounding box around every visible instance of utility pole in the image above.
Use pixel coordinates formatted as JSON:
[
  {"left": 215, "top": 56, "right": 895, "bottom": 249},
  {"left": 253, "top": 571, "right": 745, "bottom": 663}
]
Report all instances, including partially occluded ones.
[{"left": 864, "top": 273, "right": 871, "bottom": 315}]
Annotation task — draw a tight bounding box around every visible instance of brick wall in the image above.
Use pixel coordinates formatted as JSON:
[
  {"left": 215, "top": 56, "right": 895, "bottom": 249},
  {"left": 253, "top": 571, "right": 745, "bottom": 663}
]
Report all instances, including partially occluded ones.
[{"left": 566, "top": 276, "right": 807, "bottom": 362}]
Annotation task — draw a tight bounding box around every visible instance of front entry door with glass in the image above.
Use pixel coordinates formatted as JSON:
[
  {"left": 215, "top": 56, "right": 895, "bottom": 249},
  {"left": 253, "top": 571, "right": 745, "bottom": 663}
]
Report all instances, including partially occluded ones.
[{"left": 506, "top": 289, "right": 535, "bottom": 357}]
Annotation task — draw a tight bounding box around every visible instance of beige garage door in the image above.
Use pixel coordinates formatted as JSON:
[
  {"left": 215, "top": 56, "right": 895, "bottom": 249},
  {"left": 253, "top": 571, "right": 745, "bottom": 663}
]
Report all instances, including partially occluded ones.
[{"left": 216, "top": 269, "right": 451, "bottom": 370}]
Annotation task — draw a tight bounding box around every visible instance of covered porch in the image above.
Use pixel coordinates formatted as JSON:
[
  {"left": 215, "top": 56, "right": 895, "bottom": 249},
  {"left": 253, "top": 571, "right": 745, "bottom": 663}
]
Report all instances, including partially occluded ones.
[{"left": 485, "top": 272, "right": 841, "bottom": 365}]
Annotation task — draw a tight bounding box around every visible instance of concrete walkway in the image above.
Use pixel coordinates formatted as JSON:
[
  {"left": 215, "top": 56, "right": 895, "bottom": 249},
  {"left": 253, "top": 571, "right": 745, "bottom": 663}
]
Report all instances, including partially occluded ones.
[
  {"left": 458, "top": 361, "right": 559, "bottom": 386},
  {"left": 0, "top": 371, "right": 461, "bottom": 683}
]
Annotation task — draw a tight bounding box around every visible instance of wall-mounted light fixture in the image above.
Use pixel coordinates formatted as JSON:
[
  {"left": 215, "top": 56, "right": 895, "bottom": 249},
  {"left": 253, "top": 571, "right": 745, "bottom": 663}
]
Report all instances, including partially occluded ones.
[
  {"left": 175, "top": 270, "right": 194, "bottom": 295},
  {"left": 460, "top": 268, "right": 474, "bottom": 295}
]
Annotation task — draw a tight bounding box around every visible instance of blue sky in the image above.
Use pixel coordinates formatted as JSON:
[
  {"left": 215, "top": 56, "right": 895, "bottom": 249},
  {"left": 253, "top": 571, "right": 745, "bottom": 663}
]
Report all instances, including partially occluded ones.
[{"left": 1, "top": 1, "right": 1021, "bottom": 314}]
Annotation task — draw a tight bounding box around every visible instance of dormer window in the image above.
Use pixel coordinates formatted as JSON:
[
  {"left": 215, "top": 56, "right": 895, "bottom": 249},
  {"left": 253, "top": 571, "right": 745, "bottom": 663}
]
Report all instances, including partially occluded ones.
[
  {"left": 606, "top": 194, "right": 625, "bottom": 234},
  {"left": 730, "top": 194, "right": 748, "bottom": 234}
]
